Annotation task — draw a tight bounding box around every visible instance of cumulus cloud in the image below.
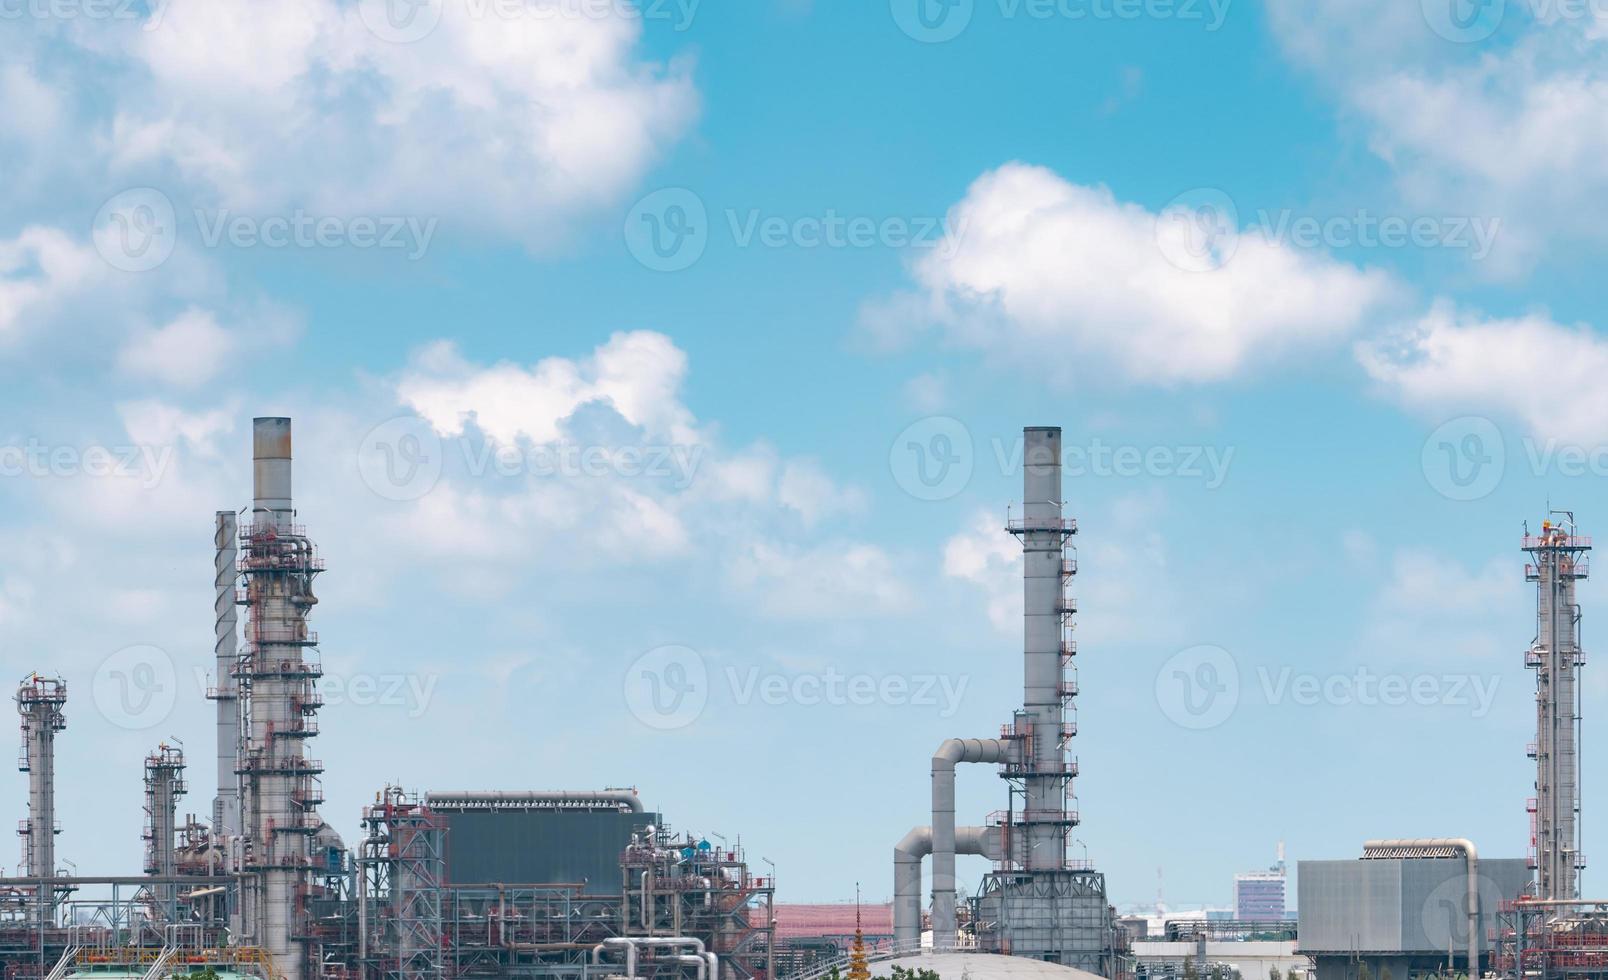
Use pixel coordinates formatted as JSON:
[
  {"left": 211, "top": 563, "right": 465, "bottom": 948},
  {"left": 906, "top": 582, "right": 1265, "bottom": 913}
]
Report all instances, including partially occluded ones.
[
  {"left": 117, "top": 308, "right": 235, "bottom": 387},
  {"left": 399, "top": 331, "right": 698, "bottom": 446},
  {"left": 1268, "top": 0, "right": 1608, "bottom": 271},
  {"left": 4, "top": 0, "right": 698, "bottom": 246},
  {"left": 865, "top": 163, "right": 1397, "bottom": 385},
  {"left": 1358, "top": 302, "right": 1608, "bottom": 444},
  {"left": 385, "top": 331, "right": 895, "bottom": 613},
  {"left": 0, "top": 227, "right": 106, "bottom": 338}
]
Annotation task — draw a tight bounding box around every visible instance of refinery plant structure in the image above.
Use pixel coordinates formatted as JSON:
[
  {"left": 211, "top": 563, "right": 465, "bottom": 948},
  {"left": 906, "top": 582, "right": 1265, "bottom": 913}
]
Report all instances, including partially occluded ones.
[
  {"left": 891, "top": 427, "right": 1120, "bottom": 974},
  {"left": 0, "top": 418, "right": 776, "bottom": 980},
  {"left": 3, "top": 418, "right": 1608, "bottom": 980}
]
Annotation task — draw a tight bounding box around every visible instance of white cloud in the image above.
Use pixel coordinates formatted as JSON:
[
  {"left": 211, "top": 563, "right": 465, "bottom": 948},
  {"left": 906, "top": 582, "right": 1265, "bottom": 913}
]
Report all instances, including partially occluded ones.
[
  {"left": 1269, "top": 2, "right": 1608, "bottom": 271},
  {"left": 867, "top": 163, "right": 1397, "bottom": 385},
  {"left": 399, "top": 331, "right": 698, "bottom": 446},
  {"left": 117, "top": 308, "right": 235, "bottom": 387},
  {"left": 1356, "top": 548, "right": 1518, "bottom": 664},
  {"left": 942, "top": 510, "right": 1021, "bottom": 634},
  {"left": 777, "top": 460, "right": 866, "bottom": 525},
  {"left": 0, "top": 226, "right": 105, "bottom": 338},
  {"left": 727, "top": 539, "right": 914, "bottom": 619},
  {"left": 385, "top": 332, "right": 905, "bottom": 614},
  {"left": 1358, "top": 302, "right": 1608, "bottom": 444},
  {"left": 8, "top": 0, "right": 697, "bottom": 246}
]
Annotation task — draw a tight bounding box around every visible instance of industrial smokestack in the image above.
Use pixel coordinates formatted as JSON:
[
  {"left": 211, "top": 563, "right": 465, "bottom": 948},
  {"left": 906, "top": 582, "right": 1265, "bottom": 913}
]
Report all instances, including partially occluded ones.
[
  {"left": 253, "top": 417, "right": 293, "bottom": 528},
  {"left": 1014, "top": 426, "right": 1075, "bottom": 872}
]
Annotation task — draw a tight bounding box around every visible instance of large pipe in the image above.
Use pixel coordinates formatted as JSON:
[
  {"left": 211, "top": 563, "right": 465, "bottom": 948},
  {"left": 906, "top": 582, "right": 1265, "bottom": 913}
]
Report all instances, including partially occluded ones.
[
  {"left": 1363, "top": 839, "right": 1479, "bottom": 975},
  {"left": 425, "top": 790, "right": 645, "bottom": 812},
  {"left": 894, "top": 825, "right": 1003, "bottom": 946},
  {"left": 212, "top": 511, "right": 240, "bottom": 839},
  {"left": 931, "top": 739, "right": 1008, "bottom": 949}
]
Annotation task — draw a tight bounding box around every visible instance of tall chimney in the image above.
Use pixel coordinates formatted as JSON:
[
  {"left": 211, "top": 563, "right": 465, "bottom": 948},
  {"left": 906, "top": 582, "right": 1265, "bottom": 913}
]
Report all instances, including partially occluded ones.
[{"left": 1013, "top": 427, "right": 1075, "bottom": 870}]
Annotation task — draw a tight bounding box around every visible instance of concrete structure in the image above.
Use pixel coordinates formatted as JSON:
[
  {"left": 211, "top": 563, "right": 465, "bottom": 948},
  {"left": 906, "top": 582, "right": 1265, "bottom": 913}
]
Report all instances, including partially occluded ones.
[
  {"left": 1524, "top": 517, "right": 1588, "bottom": 900},
  {"left": 1130, "top": 940, "right": 1305, "bottom": 980},
  {"left": 1297, "top": 850, "right": 1531, "bottom": 980},
  {"left": 876, "top": 951, "right": 1104, "bottom": 980}
]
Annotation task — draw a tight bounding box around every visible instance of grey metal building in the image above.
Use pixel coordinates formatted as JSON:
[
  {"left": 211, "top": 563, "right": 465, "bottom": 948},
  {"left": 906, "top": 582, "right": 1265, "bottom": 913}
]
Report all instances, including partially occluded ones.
[{"left": 1298, "top": 855, "right": 1532, "bottom": 980}]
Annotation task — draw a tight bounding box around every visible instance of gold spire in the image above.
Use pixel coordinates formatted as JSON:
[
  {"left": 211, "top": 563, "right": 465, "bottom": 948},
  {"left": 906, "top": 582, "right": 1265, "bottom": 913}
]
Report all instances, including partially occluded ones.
[{"left": 848, "top": 883, "right": 871, "bottom": 980}]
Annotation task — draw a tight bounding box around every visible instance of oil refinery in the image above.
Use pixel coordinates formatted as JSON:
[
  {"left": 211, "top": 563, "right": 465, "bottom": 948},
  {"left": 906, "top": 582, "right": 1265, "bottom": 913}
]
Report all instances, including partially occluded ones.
[{"left": 0, "top": 419, "right": 1602, "bottom": 980}]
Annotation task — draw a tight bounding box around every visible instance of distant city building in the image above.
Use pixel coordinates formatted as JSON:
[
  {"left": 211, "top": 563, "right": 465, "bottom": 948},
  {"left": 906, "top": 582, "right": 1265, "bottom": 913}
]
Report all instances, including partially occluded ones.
[
  {"left": 1234, "top": 843, "right": 1289, "bottom": 920},
  {"left": 1233, "top": 872, "right": 1286, "bottom": 920}
]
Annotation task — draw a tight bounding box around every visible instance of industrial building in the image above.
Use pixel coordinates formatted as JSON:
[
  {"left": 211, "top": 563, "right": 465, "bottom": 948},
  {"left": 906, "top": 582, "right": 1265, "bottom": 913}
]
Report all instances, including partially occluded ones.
[
  {"left": 892, "top": 427, "right": 1122, "bottom": 973},
  {"left": 2, "top": 419, "right": 1604, "bottom": 980},
  {"left": 0, "top": 418, "right": 775, "bottom": 980},
  {"left": 1296, "top": 516, "right": 1602, "bottom": 980}
]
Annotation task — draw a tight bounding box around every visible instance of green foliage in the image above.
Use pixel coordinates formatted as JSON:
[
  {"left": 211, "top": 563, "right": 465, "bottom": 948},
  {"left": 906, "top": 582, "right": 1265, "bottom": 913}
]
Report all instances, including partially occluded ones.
[{"left": 877, "top": 967, "right": 940, "bottom": 980}]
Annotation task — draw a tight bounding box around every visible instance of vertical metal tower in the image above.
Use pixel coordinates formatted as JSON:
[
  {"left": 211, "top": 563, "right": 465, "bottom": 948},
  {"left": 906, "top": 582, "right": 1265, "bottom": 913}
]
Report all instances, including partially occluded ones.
[
  {"left": 211, "top": 510, "right": 242, "bottom": 840},
  {"left": 1003, "top": 426, "right": 1077, "bottom": 870},
  {"left": 360, "top": 788, "right": 445, "bottom": 980},
  {"left": 16, "top": 676, "right": 66, "bottom": 877},
  {"left": 16, "top": 675, "right": 66, "bottom": 927},
  {"left": 1524, "top": 515, "right": 1589, "bottom": 900},
  {"left": 239, "top": 417, "right": 326, "bottom": 980},
  {"left": 143, "top": 743, "right": 187, "bottom": 916}
]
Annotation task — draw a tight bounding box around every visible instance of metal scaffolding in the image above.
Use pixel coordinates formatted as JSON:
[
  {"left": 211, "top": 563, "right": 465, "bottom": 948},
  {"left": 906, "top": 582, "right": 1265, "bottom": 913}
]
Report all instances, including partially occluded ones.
[
  {"left": 142, "top": 744, "right": 187, "bottom": 921},
  {"left": 15, "top": 676, "right": 66, "bottom": 930},
  {"left": 360, "top": 788, "right": 444, "bottom": 980}
]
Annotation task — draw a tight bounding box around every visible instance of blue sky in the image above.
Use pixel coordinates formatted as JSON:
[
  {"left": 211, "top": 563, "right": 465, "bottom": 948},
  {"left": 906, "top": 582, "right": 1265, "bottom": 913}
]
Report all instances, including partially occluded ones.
[{"left": 3, "top": 0, "right": 1608, "bottom": 912}]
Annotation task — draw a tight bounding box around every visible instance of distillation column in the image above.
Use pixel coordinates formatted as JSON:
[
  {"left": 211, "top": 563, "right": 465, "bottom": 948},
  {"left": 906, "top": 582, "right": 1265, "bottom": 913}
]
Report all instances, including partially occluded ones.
[
  {"left": 143, "top": 744, "right": 187, "bottom": 916},
  {"left": 16, "top": 675, "right": 67, "bottom": 925},
  {"left": 1007, "top": 427, "right": 1076, "bottom": 872},
  {"left": 240, "top": 417, "right": 326, "bottom": 980},
  {"left": 1525, "top": 518, "right": 1589, "bottom": 900}
]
